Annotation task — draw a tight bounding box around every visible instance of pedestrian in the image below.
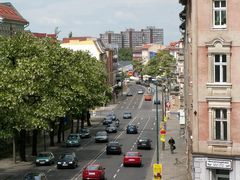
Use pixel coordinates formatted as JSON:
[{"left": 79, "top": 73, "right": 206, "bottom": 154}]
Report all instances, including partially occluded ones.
[{"left": 168, "top": 137, "right": 176, "bottom": 153}]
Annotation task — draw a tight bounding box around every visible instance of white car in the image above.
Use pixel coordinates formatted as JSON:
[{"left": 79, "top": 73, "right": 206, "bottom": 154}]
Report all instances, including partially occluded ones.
[{"left": 137, "top": 89, "right": 144, "bottom": 94}]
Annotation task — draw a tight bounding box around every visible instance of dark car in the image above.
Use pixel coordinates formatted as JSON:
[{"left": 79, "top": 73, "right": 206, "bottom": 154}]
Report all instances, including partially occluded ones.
[
  {"left": 106, "top": 141, "right": 122, "bottom": 155},
  {"left": 105, "top": 124, "right": 117, "bottom": 133},
  {"left": 66, "top": 134, "right": 81, "bottom": 147},
  {"left": 79, "top": 128, "right": 91, "bottom": 138},
  {"left": 154, "top": 100, "right": 161, "bottom": 105},
  {"left": 137, "top": 137, "right": 152, "bottom": 150},
  {"left": 126, "top": 124, "right": 138, "bottom": 134},
  {"left": 57, "top": 153, "right": 78, "bottom": 169},
  {"left": 23, "top": 172, "right": 47, "bottom": 180},
  {"left": 35, "top": 152, "right": 55, "bottom": 166},
  {"left": 114, "top": 119, "right": 120, "bottom": 127},
  {"left": 123, "top": 112, "right": 132, "bottom": 119},
  {"left": 95, "top": 131, "right": 108, "bottom": 143},
  {"left": 102, "top": 116, "right": 113, "bottom": 125}
]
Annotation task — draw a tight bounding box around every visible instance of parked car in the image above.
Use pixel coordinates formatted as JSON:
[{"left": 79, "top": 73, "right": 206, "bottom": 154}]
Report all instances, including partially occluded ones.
[
  {"left": 35, "top": 152, "right": 55, "bottom": 166},
  {"left": 82, "top": 164, "right": 105, "bottom": 180},
  {"left": 95, "top": 131, "right": 108, "bottom": 143},
  {"left": 57, "top": 152, "right": 78, "bottom": 169},
  {"left": 154, "top": 99, "right": 161, "bottom": 105},
  {"left": 123, "top": 151, "right": 142, "bottom": 167},
  {"left": 137, "top": 89, "right": 144, "bottom": 94},
  {"left": 106, "top": 141, "right": 122, "bottom": 155},
  {"left": 123, "top": 112, "right": 132, "bottom": 119},
  {"left": 23, "top": 172, "right": 47, "bottom": 180},
  {"left": 102, "top": 116, "right": 113, "bottom": 125},
  {"left": 66, "top": 134, "right": 81, "bottom": 147},
  {"left": 79, "top": 128, "right": 91, "bottom": 138},
  {"left": 105, "top": 124, "right": 117, "bottom": 133},
  {"left": 137, "top": 137, "right": 152, "bottom": 150},
  {"left": 126, "top": 124, "right": 138, "bottom": 134},
  {"left": 114, "top": 119, "right": 120, "bottom": 127}
]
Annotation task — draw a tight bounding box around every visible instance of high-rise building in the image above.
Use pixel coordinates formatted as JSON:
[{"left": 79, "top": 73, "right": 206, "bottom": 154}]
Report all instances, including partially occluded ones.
[
  {"left": 180, "top": 0, "right": 240, "bottom": 179},
  {"left": 100, "top": 26, "right": 164, "bottom": 49}
]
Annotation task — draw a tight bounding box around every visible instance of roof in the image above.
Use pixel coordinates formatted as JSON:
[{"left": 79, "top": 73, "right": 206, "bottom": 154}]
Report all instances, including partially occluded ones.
[
  {"left": 0, "top": 2, "right": 28, "bottom": 24},
  {"left": 33, "top": 33, "right": 57, "bottom": 39},
  {"left": 62, "top": 37, "right": 92, "bottom": 43}
]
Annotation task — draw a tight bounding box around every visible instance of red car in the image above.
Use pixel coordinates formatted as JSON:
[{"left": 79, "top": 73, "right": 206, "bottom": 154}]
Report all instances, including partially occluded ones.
[
  {"left": 123, "top": 151, "right": 142, "bottom": 167},
  {"left": 82, "top": 164, "right": 105, "bottom": 180}
]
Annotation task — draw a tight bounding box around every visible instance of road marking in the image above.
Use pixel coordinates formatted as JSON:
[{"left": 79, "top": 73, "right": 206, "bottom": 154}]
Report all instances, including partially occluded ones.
[
  {"left": 117, "top": 169, "right": 120, "bottom": 173},
  {"left": 113, "top": 174, "right": 117, "bottom": 178}
]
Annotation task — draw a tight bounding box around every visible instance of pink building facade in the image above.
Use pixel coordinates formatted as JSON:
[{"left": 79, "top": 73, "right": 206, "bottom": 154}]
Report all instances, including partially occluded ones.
[{"left": 180, "top": 0, "right": 240, "bottom": 179}]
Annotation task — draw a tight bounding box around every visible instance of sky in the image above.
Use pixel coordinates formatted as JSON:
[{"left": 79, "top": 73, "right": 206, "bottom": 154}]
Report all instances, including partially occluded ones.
[{"left": 5, "top": 0, "right": 183, "bottom": 45}]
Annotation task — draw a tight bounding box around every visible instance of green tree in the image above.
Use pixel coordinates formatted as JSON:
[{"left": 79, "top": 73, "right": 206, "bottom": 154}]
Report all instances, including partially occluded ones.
[
  {"left": 143, "top": 50, "right": 176, "bottom": 77},
  {"left": 118, "top": 48, "right": 132, "bottom": 61}
]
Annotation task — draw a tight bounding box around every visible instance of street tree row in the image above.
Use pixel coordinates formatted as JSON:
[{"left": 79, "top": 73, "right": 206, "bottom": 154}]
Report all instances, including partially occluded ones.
[{"left": 0, "top": 32, "right": 111, "bottom": 161}]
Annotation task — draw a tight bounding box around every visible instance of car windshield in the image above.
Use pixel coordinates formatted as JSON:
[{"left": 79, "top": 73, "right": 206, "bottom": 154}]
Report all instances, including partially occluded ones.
[
  {"left": 126, "top": 152, "right": 138, "bottom": 156},
  {"left": 124, "top": 112, "right": 130, "bottom": 115},
  {"left": 108, "top": 142, "right": 119, "bottom": 146},
  {"left": 96, "top": 132, "right": 106, "bottom": 136},
  {"left": 61, "top": 154, "right": 74, "bottom": 161},
  {"left": 86, "top": 165, "right": 99, "bottom": 170},
  {"left": 38, "top": 153, "right": 50, "bottom": 157},
  {"left": 68, "top": 135, "right": 78, "bottom": 140}
]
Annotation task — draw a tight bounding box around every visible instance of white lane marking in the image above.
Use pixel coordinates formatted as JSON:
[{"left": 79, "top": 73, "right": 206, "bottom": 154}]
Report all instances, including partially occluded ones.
[
  {"left": 113, "top": 174, "right": 117, "bottom": 178},
  {"left": 117, "top": 169, "right": 120, "bottom": 173},
  {"left": 138, "top": 95, "right": 144, "bottom": 109},
  {"left": 151, "top": 128, "right": 154, "bottom": 130}
]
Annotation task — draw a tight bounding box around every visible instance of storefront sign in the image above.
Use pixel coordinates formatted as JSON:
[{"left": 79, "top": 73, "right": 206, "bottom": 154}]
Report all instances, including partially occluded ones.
[{"left": 206, "top": 159, "right": 232, "bottom": 170}]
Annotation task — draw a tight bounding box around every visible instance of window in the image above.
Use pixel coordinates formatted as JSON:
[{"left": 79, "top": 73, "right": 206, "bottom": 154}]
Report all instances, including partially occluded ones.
[
  {"left": 213, "top": 0, "right": 226, "bottom": 28},
  {"left": 214, "top": 109, "right": 227, "bottom": 140},
  {"left": 212, "top": 169, "right": 229, "bottom": 180},
  {"left": 214, "top": 54, "right": 227, "bottom": 83}
]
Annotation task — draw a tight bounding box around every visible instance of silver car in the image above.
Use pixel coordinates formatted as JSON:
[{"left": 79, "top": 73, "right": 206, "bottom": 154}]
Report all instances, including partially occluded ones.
[{"left": 95, "top": 131, "right": 108, "bottom": 143}]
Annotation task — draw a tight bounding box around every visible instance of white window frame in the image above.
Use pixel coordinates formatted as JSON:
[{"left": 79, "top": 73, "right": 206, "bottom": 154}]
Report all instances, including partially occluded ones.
[
  {"left": 213, "top": 0, "right": 227, "bottom": 28},
  {"left": 214, "top": 109, "right": 227, "bottom": 141},
  {"left": 214, "top": 54, "right": 227, "bottom": 83}
]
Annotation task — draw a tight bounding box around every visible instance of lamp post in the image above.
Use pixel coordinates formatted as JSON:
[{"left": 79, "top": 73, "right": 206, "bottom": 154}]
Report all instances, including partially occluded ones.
[{"left": 155, "top": 82, "right": 160, "bottom": 164}]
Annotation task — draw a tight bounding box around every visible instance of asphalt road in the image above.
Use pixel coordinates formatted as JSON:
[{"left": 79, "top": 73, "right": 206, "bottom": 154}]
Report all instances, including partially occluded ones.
[{"left": 1, "top": 83, "right": 159, "bottom": 180}]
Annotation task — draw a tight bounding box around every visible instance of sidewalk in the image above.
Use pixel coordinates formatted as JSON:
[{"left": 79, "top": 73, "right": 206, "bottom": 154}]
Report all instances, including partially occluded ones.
[{"left": 146, "top": 97, "right": 188, "bottom": 180}]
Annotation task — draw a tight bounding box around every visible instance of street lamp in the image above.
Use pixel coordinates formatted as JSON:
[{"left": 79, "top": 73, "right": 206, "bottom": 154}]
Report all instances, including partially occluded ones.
[{"left": 155, "top": 82, "right": 160, "bottom": 164}]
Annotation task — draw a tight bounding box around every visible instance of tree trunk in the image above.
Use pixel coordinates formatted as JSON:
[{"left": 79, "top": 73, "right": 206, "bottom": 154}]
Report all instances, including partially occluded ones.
[
  {"left": 49, "top": 121, "right": 55, "bottom": 146},
  {"left": 76, "top": 118, "right": 80, "bottom": 133},
  {"left": 57, "top": 118, "right": 64, "bottom": 143},
  {"left": 32, "top": 129, "right": 38, "bottom": 156},
  {"left": 70, "top": 115, "right": 74, "bottom": 133},
  {"left": 19, "top": 129, "right": 26, "bottom": 161},
  {"left": 80, "top": 111, "right": 85, "bottom": 129},
  {"left": 86, "top": 110, "right": 91, "bottom": 126}
]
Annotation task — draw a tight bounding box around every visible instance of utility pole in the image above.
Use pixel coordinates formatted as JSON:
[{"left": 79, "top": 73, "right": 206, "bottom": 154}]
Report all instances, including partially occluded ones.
[{"left": 155, "top": 83, "right": 160, "bottom": 164}]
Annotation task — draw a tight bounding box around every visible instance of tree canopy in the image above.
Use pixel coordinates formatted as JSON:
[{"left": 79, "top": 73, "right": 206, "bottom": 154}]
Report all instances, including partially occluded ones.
[
  {"left": 0, "top": 32, "right": 111, "bottom": 138},
  {"left": 118, "top": 48, "right": 132, "bottom": 61}
]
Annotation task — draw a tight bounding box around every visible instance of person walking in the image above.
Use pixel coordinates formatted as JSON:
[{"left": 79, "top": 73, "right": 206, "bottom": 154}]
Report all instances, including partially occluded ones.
[{"left": 168, "top": 137, "right": 176, "bottom": 154}]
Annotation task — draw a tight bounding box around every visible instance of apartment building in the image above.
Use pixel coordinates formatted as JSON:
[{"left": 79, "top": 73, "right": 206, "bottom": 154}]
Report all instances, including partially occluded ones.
[
  {"left": 100, "top": 26, "right": 164, "bottom": 49},
  {"left": 180, "top": 0, "right": 240, "bottom": 179}
]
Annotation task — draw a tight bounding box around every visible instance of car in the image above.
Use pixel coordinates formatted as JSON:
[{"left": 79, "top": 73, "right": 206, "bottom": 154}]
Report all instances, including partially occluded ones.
[
  {"left": 137, "top": 137, "right": 152, "bottom": 150},
  {"left": 105, "top": 124, "right": 117, "bottom": 133},
  {"left": 154, "top": 99, "right": 161, "bottom": 105},
  {"left": 106, "top": 141, "right": 122, "bottom": 155},
  {"left": 35, "top": 152, "right": 55, "bottom": 166},
  {"left": 102, "top": 116, "right": 113, "bottom": 125},
  {"left": 57, "top": 152, "right": 78, "bottom": 169},
  {"left": 137, "top": 89, "right": 144, "bottom": 94},
  {"left": 106, "top": 112, "right": 117, "bottom": 121},
  {"left": 123, "top": 151, "right": 142, "bottom": 167},
  {"left": 82, "top": 164, "right": 105, "bottom": 180},
  {"left": 126, "top": 124, "right": 138, "bottom": 134},
  {"left": 126, "top": 91, "right": 133, "bottom": 96},
  {"left": 79, "top": 128, "right": 91, "bottom": 138},
  {"left": 114, "top": 119, "right": 120, "bottom": 127},
  {"left": 23, "top": 172, "right": 47, "bottom": 180},
  {"left": 144, "top": 94, "right": 152, "bottom": 101},
  {"left": 123, "top": 112, "right": 132, "bottom": 119},
  {"left": 95, "top": 131, "right": 108, "bottom": 143},
  {"left": 66, "top": 134, "right": 81, "bottom": 147}
]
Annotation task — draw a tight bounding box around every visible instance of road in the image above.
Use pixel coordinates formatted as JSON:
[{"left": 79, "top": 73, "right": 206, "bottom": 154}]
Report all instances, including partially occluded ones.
[{"left": 0, "top": 82, "right": 159, "bottom": 180}]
